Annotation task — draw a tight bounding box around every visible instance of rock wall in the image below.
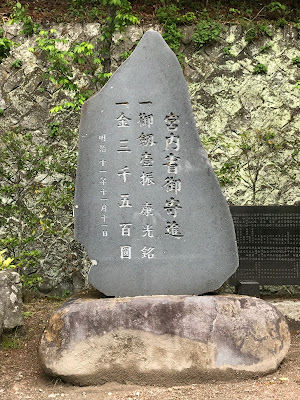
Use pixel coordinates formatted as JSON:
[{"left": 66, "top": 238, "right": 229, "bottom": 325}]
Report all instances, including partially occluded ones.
[
  {"left": 0, "top": 22, "right": 299, "bottom": 293},
  {"left": 183, "top": 24, "right": 300, "bottom": 205}
]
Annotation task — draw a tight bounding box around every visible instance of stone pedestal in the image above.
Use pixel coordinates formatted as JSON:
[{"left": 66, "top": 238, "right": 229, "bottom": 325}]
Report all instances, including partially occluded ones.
[{"left": 39, "top": 295, "right": 290, "bottom": 386}]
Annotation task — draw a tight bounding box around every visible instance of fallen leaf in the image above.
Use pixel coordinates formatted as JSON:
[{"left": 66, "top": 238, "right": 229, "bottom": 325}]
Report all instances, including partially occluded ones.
[{"left": 279, "top": 377, "right": 289, "bottom": 382}]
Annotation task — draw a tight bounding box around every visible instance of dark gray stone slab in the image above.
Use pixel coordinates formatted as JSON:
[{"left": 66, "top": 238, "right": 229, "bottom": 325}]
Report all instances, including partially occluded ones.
[{"left": 74, "top": 30, "right": 238, "bottom": 297}]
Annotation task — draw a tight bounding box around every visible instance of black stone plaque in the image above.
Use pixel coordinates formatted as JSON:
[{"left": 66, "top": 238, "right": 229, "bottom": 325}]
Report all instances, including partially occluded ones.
[{"left": 229, "top": 206, "right": 300, "bottom": 285}]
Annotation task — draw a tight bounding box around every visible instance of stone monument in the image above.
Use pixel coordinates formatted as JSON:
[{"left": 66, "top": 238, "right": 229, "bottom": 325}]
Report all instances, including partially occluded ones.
[
  {"left": 39, "top": 31, "right": 290, "bottom": 385},
  {"left": 74, "top": 30, "right": 238, "bottom": 297}
]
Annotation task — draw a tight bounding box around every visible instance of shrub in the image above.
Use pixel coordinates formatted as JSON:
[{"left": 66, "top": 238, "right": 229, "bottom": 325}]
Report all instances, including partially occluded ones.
[
  {"left": 253, "top": 63, "right": 268, "bottom": 74},
  {"left": 0, "top": 130, "right": 77, "bottom": 290},
  {"left": 10, "top": 59, "right": 23, "bottom": 69},
  {"left": 157, "top": 4, "right": 180, "bottom": 25},
  {"left": 201, "top": 129, "right": 300, "bottom": 205},
  {"left": 162, "top": 22, "right": 183, "bottom": 54},
  {"left": 291, "top": 57, "right": 300, "bottom": 65},
  {"left": 8, "top": 2, "right": 40, "bottom": 36},
  {"left": 193, "top": 18, "right": 221, "bottom": 49},
  {"left": 0, "top": 37, "right": 16, "bottom": 63},
  {"left": 245, "top": 21, "right": 273, "bottom": 43},
  {"left": 0, "top": 249, "right": 16, "bottom": 270}
]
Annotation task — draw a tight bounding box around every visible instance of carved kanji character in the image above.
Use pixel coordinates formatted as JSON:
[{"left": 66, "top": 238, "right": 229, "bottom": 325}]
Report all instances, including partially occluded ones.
[
  {"left": 163, "top": 177, "right": 181, "bottom": 194},
  {"left": 140, "top": 152, "right": 153, "bottom": 167},
  {"left": 119, "top": 194, "right": 132, "bottom": 208},
  {"left": 140, "top": 202, "right": 154, "bottom": 217},
  {"left": 121, "top": 246, "right": 131, "bottom": 259},
  {"left": 118, "top": 166, "right": 131, "bottom": 182},
  {"left": 117, "top": 112, "right": 131, "bottom": 127},
  {"left": 138, "top": 132, "right": 156, "bottom": 147},
  {"left": 166, "top": 221, "right": 183, "bottom": 238},
  {"left": 139, "top": 113, "right": 153, "bottom": 128},
  {"left": 141, "top": 246, "right": 155, "bottom": 259},
  {"left": 142, "top": 224, "right": 154, "bottom": 238},
  {"left": 165, "top": 113, "right": 179, "bottom": 131},
  {"left": 164, "top": 198, "right": 182, "bottom": 217},
  {"left": 120, "top": 223, "right": 132, "bottom": 237},
  {"left": 140, "top": 172, "right": 155, "bottom": 186}
]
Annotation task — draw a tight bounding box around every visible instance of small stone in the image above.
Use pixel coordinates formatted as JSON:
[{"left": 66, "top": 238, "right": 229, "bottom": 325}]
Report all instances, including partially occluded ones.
[
  {"left": 38, "top": 277, "right": 53, "bottom": 294},
  {"left": 15, "top": 372, "right": 23, "bottom": 381}
]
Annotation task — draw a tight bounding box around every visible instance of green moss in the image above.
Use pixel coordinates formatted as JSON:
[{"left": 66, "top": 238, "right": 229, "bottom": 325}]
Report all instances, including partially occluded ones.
[
  {"left": 253, "top": 63, "right": 268, "bottom": 74},
  {"left": 10, "top": 59, "right": 23, "bottom": 69},
  {"left": 259, "top": 42, "right": 273, "bottom": 53},
  {"left": 291, "top": 56, "right": 300, "bottom": 66}
]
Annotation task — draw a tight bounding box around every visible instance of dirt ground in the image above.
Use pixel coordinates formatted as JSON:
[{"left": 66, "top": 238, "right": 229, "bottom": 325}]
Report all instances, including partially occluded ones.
[{"left": 0, "top": 298, "right": 300, "bottom": 400}]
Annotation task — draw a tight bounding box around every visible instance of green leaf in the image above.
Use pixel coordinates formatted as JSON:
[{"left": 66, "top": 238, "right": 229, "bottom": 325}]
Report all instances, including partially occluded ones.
[
  {"left": 110, "top": 0, "right": 122, "bottom": 5},
  {"left": 49, "top": 105, "right": 63, "bottom": 113}
]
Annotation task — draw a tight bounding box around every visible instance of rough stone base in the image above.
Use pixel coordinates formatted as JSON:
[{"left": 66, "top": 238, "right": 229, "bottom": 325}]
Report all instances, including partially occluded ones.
[{"left": 39, "top": 295, "right": 290, "bottom": 386}]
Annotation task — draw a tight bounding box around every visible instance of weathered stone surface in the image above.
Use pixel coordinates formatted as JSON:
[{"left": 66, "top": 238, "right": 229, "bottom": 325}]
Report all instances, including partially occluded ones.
[
  {"left": 39, "top": 295, "right": 290, "bottom": 386},
  {"left": 75, "top": 30, "right": 238, "bottom": 297},
  {"left": 271, "top": 300, "right": 300, "bottom": 330},
  {"left": 0, "top": 299, "right": 4, "bottom": 338},
  {"left": 0, "top": 270, "right": 23, "bottom": 334}
]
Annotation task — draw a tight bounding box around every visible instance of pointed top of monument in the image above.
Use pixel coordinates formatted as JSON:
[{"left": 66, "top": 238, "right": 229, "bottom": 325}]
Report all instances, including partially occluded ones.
[
  {"left": 84, "top": 29, "right": 184, "bottom": 108},
  {"left": 126, "top": 30, "right": 173, "bottom": 59},
  {"left": 139, "top": 29, "right": 165, "bottom": 41}
]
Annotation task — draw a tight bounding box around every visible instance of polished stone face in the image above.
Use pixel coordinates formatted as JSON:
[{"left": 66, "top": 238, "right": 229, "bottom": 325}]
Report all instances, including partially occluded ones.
[{"left": 74, "top": 30, "right": 238, "bottom": 297}]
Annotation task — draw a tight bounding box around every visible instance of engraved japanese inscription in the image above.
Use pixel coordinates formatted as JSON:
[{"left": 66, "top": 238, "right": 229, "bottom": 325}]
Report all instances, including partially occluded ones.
[{"left": 74, "top": 31, "right": 238, "bottom": 297}]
